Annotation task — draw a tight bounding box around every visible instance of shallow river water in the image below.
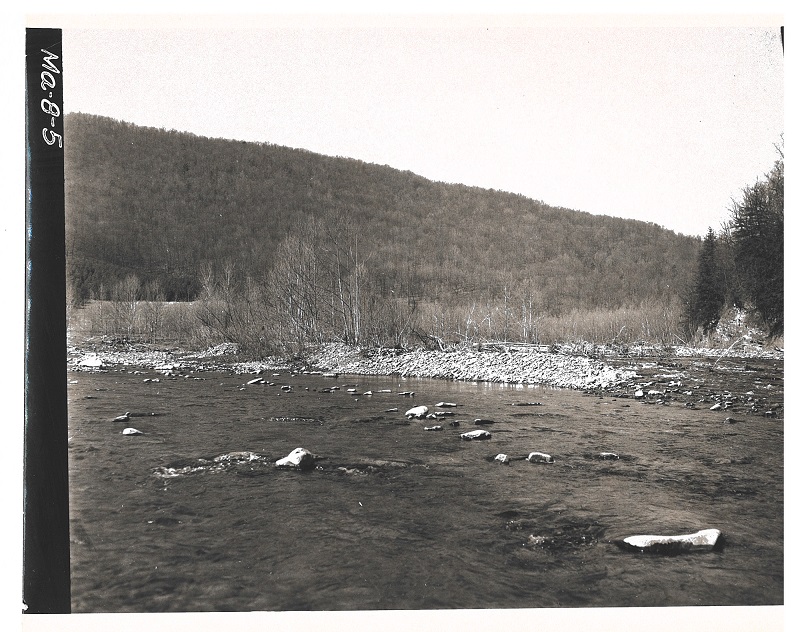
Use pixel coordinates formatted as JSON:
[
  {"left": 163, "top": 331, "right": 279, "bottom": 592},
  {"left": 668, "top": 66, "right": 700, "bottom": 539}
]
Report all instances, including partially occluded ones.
[{"left": 67, "top": 367, "right": 783, "bottom": 612}]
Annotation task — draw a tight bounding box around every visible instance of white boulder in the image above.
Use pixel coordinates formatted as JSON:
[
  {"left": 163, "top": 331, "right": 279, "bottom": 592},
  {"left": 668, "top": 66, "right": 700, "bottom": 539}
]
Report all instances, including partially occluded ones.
[
  {"left": 526, "top": 451, "right": 554, "bottom": 464},
  {"left": 622, "top": 528, "right": 722, "bottom": 553},
  {"left": 79, "top": 355, "right": 104, "bottom": 369},
  {"left": 461, "top": 430, "right": 491, "bottom": 441},
  {"left": 275, "top": 447, "right": 317, "bottom": 471},
  {"left": 405, "top": 405, "right": 429, "bottom": 419}
]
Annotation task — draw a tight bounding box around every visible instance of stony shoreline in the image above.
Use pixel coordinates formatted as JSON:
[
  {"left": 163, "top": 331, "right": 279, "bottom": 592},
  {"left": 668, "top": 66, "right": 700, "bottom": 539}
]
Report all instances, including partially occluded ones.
[
  {"left": 67, "top": 337, "right": 782, "bottom": 392},
  {"left": 305, "top": 343, "right": 636, "bottom": 390},
  {"left": 68, "top": 340, "right": 635, "bottom": 389}
]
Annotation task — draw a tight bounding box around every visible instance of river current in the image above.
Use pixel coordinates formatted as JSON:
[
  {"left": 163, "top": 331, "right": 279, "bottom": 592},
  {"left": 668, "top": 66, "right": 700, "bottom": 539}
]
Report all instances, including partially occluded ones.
[{"left": 66, "top": 367, "right": 783, "bottom": 612}]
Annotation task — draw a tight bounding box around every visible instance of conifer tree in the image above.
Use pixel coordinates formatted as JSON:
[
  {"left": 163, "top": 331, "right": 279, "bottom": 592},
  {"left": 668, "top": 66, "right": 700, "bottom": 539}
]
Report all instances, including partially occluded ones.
[
  {"left": 685, "top": 228, "right": 725, "bottom": 336},
  {"left": 727, "top": 156, "right": 784, "bottom": 338}
]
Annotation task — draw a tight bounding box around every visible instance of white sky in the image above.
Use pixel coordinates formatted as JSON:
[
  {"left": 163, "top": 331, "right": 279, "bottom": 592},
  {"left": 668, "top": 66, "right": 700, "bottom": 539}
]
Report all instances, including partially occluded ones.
[{"left": 52, "top": 12, "right": 784, "bottom": 238}]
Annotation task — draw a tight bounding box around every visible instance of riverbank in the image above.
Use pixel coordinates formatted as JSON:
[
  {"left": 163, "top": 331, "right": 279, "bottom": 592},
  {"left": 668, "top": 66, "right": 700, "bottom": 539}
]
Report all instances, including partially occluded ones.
[
  {"left": 306, "top": 343, "right": 636, "bottom": 389},
  {"left": 67, "top": 336, "right": 783, "bottom": 395},
  {"left": 68, "top": 339, "right": 635, "bottom": 390}
]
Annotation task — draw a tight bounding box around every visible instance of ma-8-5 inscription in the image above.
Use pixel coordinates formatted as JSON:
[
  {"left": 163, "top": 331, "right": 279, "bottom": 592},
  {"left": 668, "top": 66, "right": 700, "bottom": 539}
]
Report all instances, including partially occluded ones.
[{"left": 39, "top": 48, "right": 62, "bottom": 148}]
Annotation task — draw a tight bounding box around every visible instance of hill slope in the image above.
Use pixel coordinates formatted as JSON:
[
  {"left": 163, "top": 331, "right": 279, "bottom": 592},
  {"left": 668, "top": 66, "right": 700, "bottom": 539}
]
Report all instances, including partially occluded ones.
[{"left": 64, "top": 113, "right": 699, "bottom": 315}]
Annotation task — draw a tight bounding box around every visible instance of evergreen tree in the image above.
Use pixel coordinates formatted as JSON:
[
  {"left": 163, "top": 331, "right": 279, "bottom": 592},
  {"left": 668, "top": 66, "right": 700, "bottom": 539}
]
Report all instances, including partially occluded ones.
[
  {"left": 685, "top": 228, "right": 725, "bottom": 336},
  {"left": 727, "top": 156, "right": 784, "bottom": 337}
]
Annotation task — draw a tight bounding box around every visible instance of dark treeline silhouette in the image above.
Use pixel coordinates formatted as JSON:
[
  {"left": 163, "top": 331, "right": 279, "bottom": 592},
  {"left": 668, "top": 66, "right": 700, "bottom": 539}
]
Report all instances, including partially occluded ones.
[
  {"left": 683, "top": 147, "right": 784, "bottom": 340},
  {"left": 65, "top": 113, "right": 703, "bottom": 352}
]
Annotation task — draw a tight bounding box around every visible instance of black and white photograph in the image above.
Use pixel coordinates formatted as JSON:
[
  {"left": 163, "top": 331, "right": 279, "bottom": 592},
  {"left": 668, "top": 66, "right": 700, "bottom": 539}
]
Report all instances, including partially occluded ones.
[{"left": 18, "top": 5, "right": 786, "bottom": 631}]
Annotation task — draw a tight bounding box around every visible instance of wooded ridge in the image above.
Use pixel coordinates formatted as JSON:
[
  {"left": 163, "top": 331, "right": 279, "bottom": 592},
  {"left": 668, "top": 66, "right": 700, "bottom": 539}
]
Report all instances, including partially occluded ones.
[{"left": 65, "top": 113, "right": 698, "bottom": 308}]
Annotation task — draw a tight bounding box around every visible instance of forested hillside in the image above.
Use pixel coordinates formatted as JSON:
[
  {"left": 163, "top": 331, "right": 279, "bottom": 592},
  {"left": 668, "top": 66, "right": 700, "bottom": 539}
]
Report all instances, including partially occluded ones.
[{"left": 65, "top": 113, "right": 701, "bottom": 351}]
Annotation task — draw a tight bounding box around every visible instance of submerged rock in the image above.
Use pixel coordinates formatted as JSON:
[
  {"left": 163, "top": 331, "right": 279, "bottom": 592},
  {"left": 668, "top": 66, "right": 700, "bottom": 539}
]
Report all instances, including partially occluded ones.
[
  {"left": 275, "top": 447, "right": 317, "bottom": 471},
  {"left": 436, "top": 402, "right": 457, "bottom": 408},
  {"left": 214, "top": 451, "right": 260, "bottom": 463},
  {"left": 423, "top": 425, "right": 443, "bottom": 431},
  {"left": 494, "top": 453, "right": 511, "bottom": 464},
  {"left": 618, "top": 528, "right": 723, "bottom": 554}
]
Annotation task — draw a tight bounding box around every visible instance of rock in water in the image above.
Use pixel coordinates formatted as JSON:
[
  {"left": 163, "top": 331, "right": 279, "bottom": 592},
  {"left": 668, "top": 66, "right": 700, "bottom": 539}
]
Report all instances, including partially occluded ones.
[
  {"left": 247, "top": 377, "right": 265, "bottom": 385},
  {"left": 436, "top": 402, "right": 457, "bottom": 408},
  {"left": 275, "top": 447, "right": 316, "bottom": 471},
  {"left": 461, "top": 430, "right": 491, "bottom": 441},
  {"left": 79, "top": 355, "right": 104, "bottom": 369},
  {"left": 112, "top": 412, "right": 131, "bottom": 423},
  {"left": 599, "top": 452, "right": 620, "bottom": 460},
  {"left": 619, "top": 528, "right": 723, "bottom": 554},
  {"left": 494, "top": 453, "right": 511, "bottom": 464},
  {"left": 526, "top": 451, "right": 554, "bottom": 464},
  {"left": 122, "top": 427, "right": 143, "bottom": 436},
  {"left": 405, "top": 405, "right": 429, "bottom": 419},
  {"left": 423, "top": 425, "right": 443, "bottom": 431}
]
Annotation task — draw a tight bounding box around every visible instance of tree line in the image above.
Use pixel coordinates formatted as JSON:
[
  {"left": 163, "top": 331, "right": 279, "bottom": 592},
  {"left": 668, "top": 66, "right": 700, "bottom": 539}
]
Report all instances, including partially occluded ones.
[
  {"left": 683, "top": 146, "right": 783, "bottom": 340},
  {"left": 65, "top": 113, "right": 725, "bottom": 353}
]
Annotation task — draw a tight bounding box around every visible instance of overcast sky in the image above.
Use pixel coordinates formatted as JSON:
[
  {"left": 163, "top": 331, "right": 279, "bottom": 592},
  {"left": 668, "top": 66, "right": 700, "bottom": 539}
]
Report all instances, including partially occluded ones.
[{"left": 58, "top": 14, "right": 784, "bottom": 237}]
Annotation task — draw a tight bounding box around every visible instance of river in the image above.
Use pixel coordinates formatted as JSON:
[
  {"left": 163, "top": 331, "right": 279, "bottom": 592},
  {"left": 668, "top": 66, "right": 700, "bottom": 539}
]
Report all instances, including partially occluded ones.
[{"left": 67, "top": 366, "right": 783, "bottom": 613}]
